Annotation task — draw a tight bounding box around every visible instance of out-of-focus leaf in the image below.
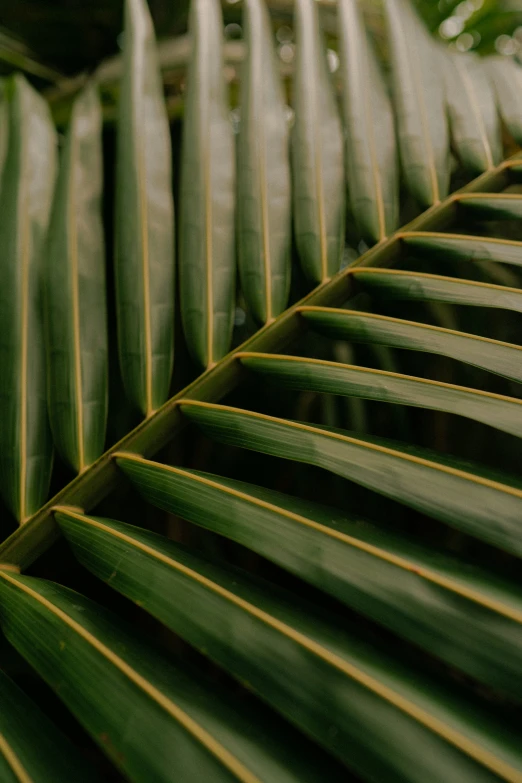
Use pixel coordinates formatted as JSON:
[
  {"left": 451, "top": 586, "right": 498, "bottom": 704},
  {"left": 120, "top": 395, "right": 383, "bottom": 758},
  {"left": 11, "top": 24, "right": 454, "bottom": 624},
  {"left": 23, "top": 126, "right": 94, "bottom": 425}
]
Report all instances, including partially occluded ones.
[
  {"left": 384, "top": 0, "right": 449, "bottom": 206},
  {"left": 292, "top": 0, "right": 345, "bottom": 283},
  {"left": 485, "top": 56, "right": 522, "bottom": 144},
  {"left": 338, "top": 0, "right": 399, "bottom": 243},
  {"left": 300, "top": 306, "right": 522, "bottom": 383},
  {"left": 45, "top": 84, "right": 107, "bottom": 474},
  {"left": 443, "top": 52, "right": 501, "bottom": 173},
  {"left": 181, "top": 400, "right": 522, "bottom": 557},
  {"left": 0, "top": 570, "right": 343, "bottom": 783},
  {"left": 55, "top": 508, "right": 522, "bottom": 783},
  {"left": 0, "top": 74, "right": 56, "bottom": 523},
  {"left": 0, "top": 668, "right": 97, "bottom": 782},
  {"left": 180, "top": 0, "right": 236, "bottom": 368},
  {"left": 239, "top": 351, "right": 522, "bottom": 436},
  {"left": 115, "top": 0, "right": 175, "bottom": 416},
  {"left": 0, "top": 79, "right": 7, "bottom": 186},
  {"left": 237, "top": 0, "right": 291, "bottom": 324}
]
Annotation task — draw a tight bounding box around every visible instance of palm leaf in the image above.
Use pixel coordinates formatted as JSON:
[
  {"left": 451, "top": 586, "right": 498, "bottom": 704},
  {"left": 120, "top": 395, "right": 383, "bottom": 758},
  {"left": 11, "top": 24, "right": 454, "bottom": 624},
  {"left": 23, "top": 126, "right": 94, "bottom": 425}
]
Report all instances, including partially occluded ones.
[
  {"left": 179, "top": 0, "right": 236, "bottom": 368},
  {"left": 237, "top": 0, "right": 291, "bottom": 324},
  {"left": 384, "top": 0, "right": 449, "bottom": 205},
  {"left": 485, "top": 56, "right": 522, "bottom": 145},
  {"left": 115, "top": 0, "right": 175, "bottom": 416},
  {"left": 0, "top": 74, "right": 56, "bottom": 524},
  {"left": 44, "top": 84, "right": 107, "bottom": 474},
  {"left": 338, "top": 0, "right": 399, "bottom": 243},
  {"left": 292, "top": 0, "right": 345, "bottom": 283}
]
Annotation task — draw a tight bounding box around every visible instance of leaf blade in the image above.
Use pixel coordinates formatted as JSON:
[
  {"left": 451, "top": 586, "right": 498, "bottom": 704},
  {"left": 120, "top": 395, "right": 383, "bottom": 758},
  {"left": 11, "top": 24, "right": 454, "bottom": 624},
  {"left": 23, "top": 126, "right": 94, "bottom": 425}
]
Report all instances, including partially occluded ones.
[{"left": 115, "top": 0, "right": 175, "bottom": 415}]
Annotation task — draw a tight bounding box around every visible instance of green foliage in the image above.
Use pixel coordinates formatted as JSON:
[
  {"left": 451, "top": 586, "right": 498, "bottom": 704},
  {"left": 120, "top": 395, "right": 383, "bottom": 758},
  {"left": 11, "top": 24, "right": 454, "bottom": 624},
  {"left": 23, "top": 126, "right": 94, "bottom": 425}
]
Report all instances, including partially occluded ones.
[{"left": 1, "top": 0, "right": 522, "bottom": 781}]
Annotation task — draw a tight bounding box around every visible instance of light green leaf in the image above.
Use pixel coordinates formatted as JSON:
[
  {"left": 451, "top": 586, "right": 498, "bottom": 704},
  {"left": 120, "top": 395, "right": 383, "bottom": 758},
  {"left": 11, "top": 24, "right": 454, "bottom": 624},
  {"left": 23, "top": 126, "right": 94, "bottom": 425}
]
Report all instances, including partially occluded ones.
[
  {"left": 0, "top": 570, "right": 342, "bottom": 783},
  {"left": 484, "top": 56, "right": 522, "bottom": 144},
  {"left": 237, "top": 0, "right": 291, "bottom": 324},
  {"left": 402, "top": 231, "right": 522, "bottom": 266},
  {"left": 338, "top": 0, "right": 399, "bottom": 243},
  {"left": 180, "top": 400, "right": 522, "bottom": 557},
  {"left": 353, "top": 267, "right": 522, "bottom": 314},
  {"left": 0, "top": 668, "right": 97, "bottom": 782},
  {"left": 180, "top": 0, "right": 236, "bottom": 368},
  {"left": 0, "top": 74, "right": 56, "bottom": 524},
  {"left": 301, "top": 305, "right": 522, "bottom": 383},
  {"left": 239, "top": 351, "right": 522, "bottom": 437},
  {"left": 0, "top": 79, "right": 7, "bottom": 188},
  {"left": 55, "top": 509, "right": 522, "bottom": 783},
  {"left": 443, "top": 52, "right": 501, "bottom": 173},
  {"left": 292, "top": 0, "right": 345, "bottom": 283},
  {"left": 115, "top": 0, "right": 175, "bottom": 416},
  {"left": 45, "top": 84, "right": 107, "bottom": 474},
  {"left": 384, "top": 0, "right": 449, "bottom": 206}
]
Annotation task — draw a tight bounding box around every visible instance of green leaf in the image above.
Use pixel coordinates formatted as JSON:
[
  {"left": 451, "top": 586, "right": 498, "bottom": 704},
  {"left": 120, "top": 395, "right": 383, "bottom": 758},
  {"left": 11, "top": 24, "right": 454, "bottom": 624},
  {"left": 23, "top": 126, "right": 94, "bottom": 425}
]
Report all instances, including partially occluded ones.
[
  {"left": 0, "top": 570, "right": 342, "bottom": 783},
  {"left": 239, "top": 351, "right": 522, "bottom": 437},
  {"left": 114, "top": 455, "right": 522, "bottom": 697},
  {"left": 301, "top": 306, "right": 522, "bottom": 383},
  {"left": 457, "top": 193, "right": 522, "bottom": 220},
  {"left": 292, "top": 0, "right": 345, "bottom": 283},
  {"left": 0, "top": 79, "right": 8, "bottom": 187},
  {"left": 353, "top": 267, "right": 522, "bottom": 314},
  {"left": 338, "top": 0, "right": 399, "bottom": 243},
  {"left": 0, "top": 74, "right": 57, "bottom": 523},
  {"left": 180, "top": 0, "right": 236, "bottom": 368},
  {"left": 0, "top": 668, "right": 97, "bottom": 782},
  {"left": 44, "top": 84, "right": 107, "bottom": 474},
  {"left": 443, "top": 52, "right": 501, "bottom": 173},
  {"left": 237, "top": 0, "right": 291, "bottom": 324},
  {"left": 55, "top": 510, "right": 522, "bottom": 783},
  {"left": 383, "top": 0, "right": 449, "bottom": 206},
  {"left": 180, "top": 400, "right": 522, "bottom": 557},
  {"left": 402, "top": 231, "right": 522, "bottom": 267},
  {"left": 484, "top": 56, "right": 522, "bottom": 144},
  {"left": 115, "top": 0, "right": 175, "bottom": 416}
]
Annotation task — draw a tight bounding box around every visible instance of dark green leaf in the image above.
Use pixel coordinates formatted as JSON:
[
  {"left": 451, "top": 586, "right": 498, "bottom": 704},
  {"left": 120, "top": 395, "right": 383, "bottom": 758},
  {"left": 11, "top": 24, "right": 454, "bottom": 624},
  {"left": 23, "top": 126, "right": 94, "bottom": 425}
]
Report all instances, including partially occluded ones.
[
  {"left": 180, "top": 0, "right": 236, "bottom": 368},
  {"left": 301, "top": 305, "right": 522, "bottom": 383},
  {"left": 45, "top": 84, "right": 107, "bottom": 473},
  {"left": 237, "top": 0, "right": 291, "bottom": 324},
  {"left": 115, "top": 0, "right": 175, "bottom": 416},
  {"left": 292, "top": 0, "right": 345, "bottom": 282},
  {"left": 457, "top": 194, "right": 522, "bottom": 220},
  {"left": 402, "top": 231, "right": 522, "bottom": 267},
  {"left": 0, "top": 74, "right": 56, "bottom": 523}
]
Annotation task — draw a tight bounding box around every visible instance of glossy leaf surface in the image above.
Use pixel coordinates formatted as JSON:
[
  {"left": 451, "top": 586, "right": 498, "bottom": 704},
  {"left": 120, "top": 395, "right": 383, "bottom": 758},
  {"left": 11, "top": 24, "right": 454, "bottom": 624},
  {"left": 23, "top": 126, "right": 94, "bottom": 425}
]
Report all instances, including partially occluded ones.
[
  {"left": 181, "top": 401, "right": 522, "bottom": 557},
  {"left": 45, "top": 84, "right": 107, "bottom": 473},
  {"left": 485, "top": 56, "right": 522, "bottom": 144},
  {"left": 338, "top": 0, "right": 399, "bottom": 242},
  {"left": 0, "top": 74, "right": 56, "bottom": 523},
  {"left": 0, "top": 571, "right": 339, "bottom": 783},
  {"left": 402, "top": 232, "right": 522, "bottom": 267},
  {"left": 115, "top": 0, "right": 175, "bottom": 415},
  {"left": 55, "top": 509, "right": 522, "bottom": 783},
  {"left": 237, "top": 0, "right": 291, "bottom": 324},
  {"left": 292, "top": 0, "right": 345, "bottom": 282},
  {"left": 180, "top": 0, "right": 236, "bottom": 368}
]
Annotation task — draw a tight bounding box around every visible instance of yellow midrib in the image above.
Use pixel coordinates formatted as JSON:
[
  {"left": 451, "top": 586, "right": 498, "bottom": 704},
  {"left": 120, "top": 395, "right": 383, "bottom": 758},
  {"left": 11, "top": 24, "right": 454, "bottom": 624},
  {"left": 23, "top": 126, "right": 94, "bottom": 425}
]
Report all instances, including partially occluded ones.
[
  {"left": 57, "top": 506, "right": 522, "bottom": 782},
  {"left": 0, "top": 570, "right": 260, "bottom": 783},
  {"left": 68, "top": 118, "right": 85, "bottom": 472},
  {"left": 0, "top": 733, "right": 33, "bottom": 783}
]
